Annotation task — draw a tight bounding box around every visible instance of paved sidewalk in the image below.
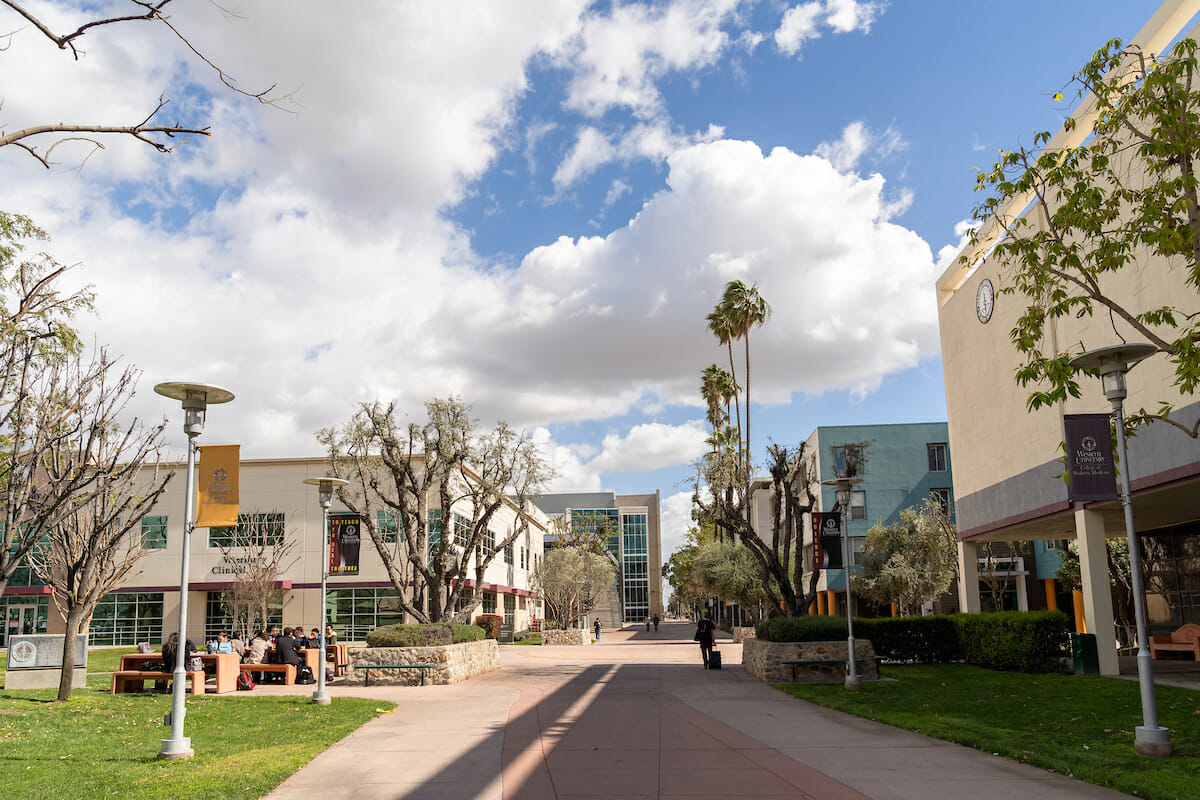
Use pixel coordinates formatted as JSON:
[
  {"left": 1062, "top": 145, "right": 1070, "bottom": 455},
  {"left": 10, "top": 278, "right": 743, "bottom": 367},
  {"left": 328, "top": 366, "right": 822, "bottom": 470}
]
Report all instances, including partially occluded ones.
[{"left": 262, "top": 622, "right": 1141, "bottom": 800}]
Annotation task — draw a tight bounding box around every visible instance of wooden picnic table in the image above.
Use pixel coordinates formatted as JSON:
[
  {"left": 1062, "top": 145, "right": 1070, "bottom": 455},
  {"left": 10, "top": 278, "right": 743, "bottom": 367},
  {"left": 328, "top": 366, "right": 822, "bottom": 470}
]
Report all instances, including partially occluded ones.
[{"left": 119, "top": 652, "right": 240, "bottom": 694}]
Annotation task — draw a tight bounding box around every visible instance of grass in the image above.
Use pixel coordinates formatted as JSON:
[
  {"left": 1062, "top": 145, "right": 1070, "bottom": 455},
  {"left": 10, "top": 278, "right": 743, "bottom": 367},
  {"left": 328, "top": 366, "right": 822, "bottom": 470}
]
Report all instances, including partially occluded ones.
[
  {"left": 0, "top": 647, "right": 391, "bottom": 799},
  {"left": 505, "top": 634, "right": 542, "bottom": 646},
  {"left": 777, "top": 664, "right": 1200, "bottom": 800}
]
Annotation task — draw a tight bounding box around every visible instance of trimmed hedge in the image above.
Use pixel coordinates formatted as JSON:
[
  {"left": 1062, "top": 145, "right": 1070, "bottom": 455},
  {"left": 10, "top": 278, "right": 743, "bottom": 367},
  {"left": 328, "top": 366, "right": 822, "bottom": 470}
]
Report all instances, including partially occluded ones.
[
  {"left": 856, "top": 615, "right": 962, "bottom": 664},
  {"left": 450, "top": 622, "right": 486, "bottom": 643},
  {"left": 955, "top": 610, "right": 1070, "bottom": 673},
  {"left": 365, "top": 622, "right": 486, "bottom": 646},
  {"left": 755, "top": 610, "right": 1071, "bottom": 674},
  {"left": 756, "top": 615, "right": 848, "bottom": 642},
  {"left": 475, "top": 614, "right": 502, "bottom": 639}
]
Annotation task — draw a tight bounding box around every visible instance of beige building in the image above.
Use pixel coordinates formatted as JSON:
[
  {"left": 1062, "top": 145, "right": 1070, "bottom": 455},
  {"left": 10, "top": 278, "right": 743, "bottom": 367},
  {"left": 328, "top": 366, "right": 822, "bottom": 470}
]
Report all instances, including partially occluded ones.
[
  {"left": 936, "top": 2, "right": 1200, "bottom": 675},
  {"left": 2, "top": 456, "right": 546, "bottom": 647}
]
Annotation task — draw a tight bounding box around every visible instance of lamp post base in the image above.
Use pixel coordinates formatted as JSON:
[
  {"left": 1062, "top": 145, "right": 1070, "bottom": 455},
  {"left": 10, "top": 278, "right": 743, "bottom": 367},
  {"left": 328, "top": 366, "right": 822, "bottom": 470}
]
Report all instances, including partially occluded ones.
[
  {"left": 1134, "top": 726, "right": 1173, "bottom": 758},
  {"left": 159, "top": 737, "right": 194, "bottom": 761},
  {"left": 312, "top": 690, "right": 331, "bottom": 706},
  {"left": 844, "top": 675, "right": 862, "bottom": 690}
]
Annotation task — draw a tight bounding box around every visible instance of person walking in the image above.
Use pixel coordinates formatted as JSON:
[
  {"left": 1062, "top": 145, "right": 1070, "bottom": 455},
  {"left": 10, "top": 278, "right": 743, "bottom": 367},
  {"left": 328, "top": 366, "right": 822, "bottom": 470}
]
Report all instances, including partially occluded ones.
[
  {"left": 695, "top": 612, "right": 715, "bottom": 667},
  {"left": 593, "top": 618, "right": 601, "bottom": 641},
  {"left": 652, "top": 613, "right": 660, "bottom": 632}
]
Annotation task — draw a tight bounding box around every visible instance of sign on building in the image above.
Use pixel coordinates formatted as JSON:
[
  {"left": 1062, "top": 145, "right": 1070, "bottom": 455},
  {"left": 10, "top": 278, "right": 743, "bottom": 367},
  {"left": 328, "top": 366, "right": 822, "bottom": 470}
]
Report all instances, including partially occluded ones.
[{"left": 1063, "top": 414, "right": 1119, "bottom": 502}]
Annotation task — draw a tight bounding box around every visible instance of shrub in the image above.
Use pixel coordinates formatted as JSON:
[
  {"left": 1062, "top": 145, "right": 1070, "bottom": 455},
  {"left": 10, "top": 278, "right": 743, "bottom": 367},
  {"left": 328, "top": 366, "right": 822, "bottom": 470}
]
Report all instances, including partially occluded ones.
[
  {"left": 756, "top": 615, "right": 848, "bottom": 642},
  {"left": 450, "top": 623, "right": 486, "bottom": 643},
  {"left": 365, "top": 624, "right": 453, "bottom": 648},
  {"left": 475, "top": 614, "right": 502, "bottom": 639},
  {"left": 954, "top": 610, "right": 1070, "bottom": 673},
  {"left": 856, "top": 615, "right": 963, "bottom": 663}
]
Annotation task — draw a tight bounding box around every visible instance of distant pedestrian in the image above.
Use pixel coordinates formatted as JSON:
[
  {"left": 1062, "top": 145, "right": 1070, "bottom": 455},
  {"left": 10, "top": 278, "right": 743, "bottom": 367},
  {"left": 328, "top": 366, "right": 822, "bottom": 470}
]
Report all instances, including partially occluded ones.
[
  {"left": 695, "top": 612, "right": 715, "bottom": 668},
  {"left": 652, "top": 614, "right": 660, "bottom": 632},
  {"left": 645, "top": 616, "right": 651, "bottom": 632},
  {"left": 593, "top": 619, "right": 601, "bottom": 641}
]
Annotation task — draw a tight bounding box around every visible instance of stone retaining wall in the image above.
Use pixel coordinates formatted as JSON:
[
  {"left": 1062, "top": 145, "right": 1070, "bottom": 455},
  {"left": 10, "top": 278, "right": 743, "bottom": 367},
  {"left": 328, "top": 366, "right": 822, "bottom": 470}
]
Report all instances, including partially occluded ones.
[
  {"left": 345, "top": 638, "right": 499, "bottom": 686},
  {"left": 731, "top": 626, "right": 756, "bottom": 643},
  {"left": 541, "top": 628, "right": 590, "bottom": 646},
  {"left": 742, "top": 638, "right": 878, "bottom": 683}
]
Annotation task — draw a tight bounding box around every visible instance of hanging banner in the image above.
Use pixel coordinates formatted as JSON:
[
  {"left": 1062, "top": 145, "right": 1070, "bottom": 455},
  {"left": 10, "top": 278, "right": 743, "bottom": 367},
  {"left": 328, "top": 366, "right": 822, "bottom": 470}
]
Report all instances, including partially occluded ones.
[
  {"left": 813, "top": 511, "right": 843, "bottom": 570},
  {"left": 329, "top": 514, "right": 361, "bottom": 575},
  {"left": 196, "top": 445, "right": 239, "bottom": 528},
  {"left": 1064, "top": 414, "right": 1119, "bottom": 502}
]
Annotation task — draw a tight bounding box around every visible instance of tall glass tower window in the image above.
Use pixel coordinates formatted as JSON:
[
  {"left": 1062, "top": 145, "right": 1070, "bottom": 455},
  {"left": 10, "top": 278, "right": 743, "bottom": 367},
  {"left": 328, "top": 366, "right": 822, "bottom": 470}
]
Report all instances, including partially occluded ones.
[{"left": 621, "top": 513, "right": 649, "bottom": 622}]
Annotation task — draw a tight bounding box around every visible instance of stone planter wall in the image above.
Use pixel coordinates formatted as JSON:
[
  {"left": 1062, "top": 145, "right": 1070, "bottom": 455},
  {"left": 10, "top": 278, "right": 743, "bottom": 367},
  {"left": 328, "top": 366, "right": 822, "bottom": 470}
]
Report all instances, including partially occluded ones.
[
  {"left": 541, "top": 628, "right": 590, "bottom": 646},
  {"left": 731, "top": 626, "right": 756, "bottom": 643},
  {"left": 345, "top": 638, "right": 498, "bottom": 686},
  {"left": 742, "top": 638, "right": 878, "bottom": 683}
]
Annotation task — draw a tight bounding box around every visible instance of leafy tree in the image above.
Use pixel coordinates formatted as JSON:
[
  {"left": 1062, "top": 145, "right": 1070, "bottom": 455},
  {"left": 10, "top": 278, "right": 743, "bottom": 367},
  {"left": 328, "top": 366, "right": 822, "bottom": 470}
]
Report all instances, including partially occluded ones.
[
  {"left": 319, "top": 396, "right": 549, "bottom": 624},
  {"left": 2, "top": 0, "right": 286, "bottom": 166},
  {"left": 27, "top": 354, "right": 171, "bottom": 702},
  {"left": 854, "top": 499, "right": 957, "bottom": 616},
  {"left": 664, "top": 516, "right": 716, "bottom": 617},
  {"left": 532, "top": 546, "right": 616, "bottom": 630},
  {"left": 1056, "top": 537, "right": 1134, "bottom": 635},
  {"left": 692, "top": 539, "right": 772, "bottom": 623},
  {"left": 967, "top": 37, "right": 1200, "bottom": 436}
]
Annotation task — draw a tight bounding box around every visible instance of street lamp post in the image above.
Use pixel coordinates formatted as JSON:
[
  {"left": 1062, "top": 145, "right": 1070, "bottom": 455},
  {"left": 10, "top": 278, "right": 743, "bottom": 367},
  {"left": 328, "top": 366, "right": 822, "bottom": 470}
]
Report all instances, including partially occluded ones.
[
  {"left": 302, "top": 476, "right": 348, "bottom": 706},
  {"left": 154, "top": 382, "right": 234, "bottom": 761},
  {"left": 1069, "top": 343, "right": 1172, "bottom": 758},
  {"left": 822, "top": 475, "right": 863, "bottom": 690}
]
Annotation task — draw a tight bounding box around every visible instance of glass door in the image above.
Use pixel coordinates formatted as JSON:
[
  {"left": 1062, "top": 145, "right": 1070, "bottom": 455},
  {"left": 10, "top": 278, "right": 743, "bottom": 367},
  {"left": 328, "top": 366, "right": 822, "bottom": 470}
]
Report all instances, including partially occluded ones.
[{"left": 4, "top": 604, "right": 37, "bottom": 647}]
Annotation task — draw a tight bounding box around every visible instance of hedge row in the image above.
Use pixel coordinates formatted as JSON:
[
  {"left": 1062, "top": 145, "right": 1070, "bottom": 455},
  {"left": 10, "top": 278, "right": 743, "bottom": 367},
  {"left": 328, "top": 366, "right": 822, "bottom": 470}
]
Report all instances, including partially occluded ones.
[
  {"left": 364, "top": 622, "right": 486, "bottom": 647},
  {"left": 474, "top": 614, "right": 503, "bottom": 639},
  {"left": 757, "top": 610, "right": 1071, "bottom": 674}
]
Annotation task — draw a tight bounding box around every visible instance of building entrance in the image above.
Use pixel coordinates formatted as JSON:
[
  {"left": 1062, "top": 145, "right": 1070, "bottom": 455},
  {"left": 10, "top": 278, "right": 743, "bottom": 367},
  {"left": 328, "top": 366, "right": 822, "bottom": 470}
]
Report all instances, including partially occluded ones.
[{"left": 3, "top": 604, "right": 38, "bottom": 647}]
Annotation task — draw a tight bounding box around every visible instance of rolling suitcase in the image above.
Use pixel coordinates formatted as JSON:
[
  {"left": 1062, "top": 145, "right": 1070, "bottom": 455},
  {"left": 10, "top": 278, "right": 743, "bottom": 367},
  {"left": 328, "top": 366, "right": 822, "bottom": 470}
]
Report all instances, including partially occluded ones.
[{"left": 708, "top": 649, "right": 722, "bottom": 669}]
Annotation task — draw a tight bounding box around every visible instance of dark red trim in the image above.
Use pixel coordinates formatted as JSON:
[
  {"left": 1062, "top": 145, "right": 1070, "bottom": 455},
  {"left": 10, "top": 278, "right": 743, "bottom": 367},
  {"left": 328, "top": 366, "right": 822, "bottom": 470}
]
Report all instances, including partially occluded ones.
[
  {"left": 2, "top": 585, "right": 53, "bottom": 597},
  {"left": 189, "top": 580, "right": 292, "bottom": 592},
  {"left": 1131, "top": 461, "right": 1200, "bottom": 493}
]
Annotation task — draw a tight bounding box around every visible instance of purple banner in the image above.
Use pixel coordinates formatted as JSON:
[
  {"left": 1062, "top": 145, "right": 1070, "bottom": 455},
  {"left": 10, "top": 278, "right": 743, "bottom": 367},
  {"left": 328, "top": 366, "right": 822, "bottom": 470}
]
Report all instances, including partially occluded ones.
[{"left": 1064, "top": 413, "right": 1119, "bottom": 502}]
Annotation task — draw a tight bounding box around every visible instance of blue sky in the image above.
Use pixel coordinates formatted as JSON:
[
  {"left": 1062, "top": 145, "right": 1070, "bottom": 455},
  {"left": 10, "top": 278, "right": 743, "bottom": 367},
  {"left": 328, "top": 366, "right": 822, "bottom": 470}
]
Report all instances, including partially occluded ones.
[{"left": 0, "top": 0, "right": 1174, "bottom": 558}]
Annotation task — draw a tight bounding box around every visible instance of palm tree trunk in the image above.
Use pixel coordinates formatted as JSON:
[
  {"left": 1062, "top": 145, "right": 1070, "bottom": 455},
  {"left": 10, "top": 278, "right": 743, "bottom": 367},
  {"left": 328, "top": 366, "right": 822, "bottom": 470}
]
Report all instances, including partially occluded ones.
[
  {"left": 726, "top": 340, "right": 742, "bottom": 475},
  {"left": 744, "top": 334, "right": 751, "bottom": 483}
]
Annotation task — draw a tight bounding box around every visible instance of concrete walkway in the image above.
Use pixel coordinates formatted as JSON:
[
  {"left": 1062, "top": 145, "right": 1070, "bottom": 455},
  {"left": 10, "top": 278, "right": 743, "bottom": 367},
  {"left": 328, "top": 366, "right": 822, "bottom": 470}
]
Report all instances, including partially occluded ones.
[{"left": 261, "top": 622, "right": 1142, "bottom": 800}]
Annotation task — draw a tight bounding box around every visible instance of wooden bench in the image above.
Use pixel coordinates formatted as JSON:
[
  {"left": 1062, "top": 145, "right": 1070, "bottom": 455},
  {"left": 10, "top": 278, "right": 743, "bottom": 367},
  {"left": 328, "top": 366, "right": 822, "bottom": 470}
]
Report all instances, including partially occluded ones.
[
  {"left": 111, "top": 669, "right": 205, "bottom": 694},
  {"left": 1149, "top": 624, "right": 1200, "bottom": 660},
  {"left": 354, "top": 663, "right": 437, "bottom": 686},
  {"left": 240, "top": 663, "right": 297, "bottom": 685},
  {"left": 782, "top": 658, "right": 877, "bottom": 682}
]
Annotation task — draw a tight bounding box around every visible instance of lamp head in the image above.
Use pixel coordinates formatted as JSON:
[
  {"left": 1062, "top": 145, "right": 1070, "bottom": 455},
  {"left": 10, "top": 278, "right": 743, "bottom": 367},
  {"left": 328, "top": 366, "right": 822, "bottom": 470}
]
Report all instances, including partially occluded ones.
[
  {"left": 154, "top": 382, "right": 234, "bottom": 437},
  {"left": 1068, "top": 344, "right": 1157, "bottom": 404},
  {"left": 303, "top": 476, "right": 349, "bottom": 508}
]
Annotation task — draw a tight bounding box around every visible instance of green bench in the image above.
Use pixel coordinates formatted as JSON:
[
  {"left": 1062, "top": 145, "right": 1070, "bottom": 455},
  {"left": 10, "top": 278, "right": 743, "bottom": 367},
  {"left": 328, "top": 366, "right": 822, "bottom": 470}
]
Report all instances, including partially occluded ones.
[
  {"left": 782, "top": 658, "right": 879, "bottom": 682},
  {"left": 354, "top": 663, "right": 437, "bottom": 686}
]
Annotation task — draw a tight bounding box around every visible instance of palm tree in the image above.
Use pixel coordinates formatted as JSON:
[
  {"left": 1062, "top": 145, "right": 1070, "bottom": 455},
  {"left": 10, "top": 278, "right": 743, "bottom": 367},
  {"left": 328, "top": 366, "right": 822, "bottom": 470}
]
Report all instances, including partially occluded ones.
[
  {"left": 705, "top": 304, "right": 741, "bottom": 456},
  {"left": 700, "top": 365, "right": 736, "bottom": 433},
  {"left": 720, "top": 280, "right": 770, "bottom": 477}
]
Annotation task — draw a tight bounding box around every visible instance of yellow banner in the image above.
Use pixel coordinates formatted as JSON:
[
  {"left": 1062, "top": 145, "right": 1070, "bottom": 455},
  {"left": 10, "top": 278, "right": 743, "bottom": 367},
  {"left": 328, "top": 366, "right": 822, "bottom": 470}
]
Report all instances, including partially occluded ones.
[{"left": 196, "top": 444, "right": 240, "bottom": 528}]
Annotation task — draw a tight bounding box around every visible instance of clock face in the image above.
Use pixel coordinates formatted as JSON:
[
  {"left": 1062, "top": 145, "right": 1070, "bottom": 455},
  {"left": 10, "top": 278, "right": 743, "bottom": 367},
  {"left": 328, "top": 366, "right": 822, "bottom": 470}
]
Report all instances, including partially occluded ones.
[{"left": 976, "top": 278, "right": 994, "bottom": 324}]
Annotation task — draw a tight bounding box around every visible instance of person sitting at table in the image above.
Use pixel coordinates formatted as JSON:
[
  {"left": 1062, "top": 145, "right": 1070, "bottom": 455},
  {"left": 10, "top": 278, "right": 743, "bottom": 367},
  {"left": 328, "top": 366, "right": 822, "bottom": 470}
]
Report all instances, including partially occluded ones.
[
  {"left": 230, "top": 632, "right": 247, "bottom": 659},
  {"left": 245, "top": 630, "right": 270, "bottom": 665},
  {"left": 214, "top": 631, "right": 235, "bottom": 654},
  {"left": 273, "top": 626, "right": 303, "bottom": 678},
  {"left": 308, "top": 628, "right": 322, "bottom": 649},
  {"left": 325, "top": 624, "right": 337, "bottom": 646},
  {"left": 159, "top": 632, "right": 197, "bottom": 692}
]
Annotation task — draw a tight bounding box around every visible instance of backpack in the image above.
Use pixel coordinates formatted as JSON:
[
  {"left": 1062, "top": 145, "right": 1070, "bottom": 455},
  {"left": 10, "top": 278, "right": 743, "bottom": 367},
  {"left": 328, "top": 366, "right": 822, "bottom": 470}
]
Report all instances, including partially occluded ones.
[
  {"left": 296, "top": 665, "right": 315, "bottom": 685},
  {"left": 237, "top": 671, "right": 255, "bottom": 691}
]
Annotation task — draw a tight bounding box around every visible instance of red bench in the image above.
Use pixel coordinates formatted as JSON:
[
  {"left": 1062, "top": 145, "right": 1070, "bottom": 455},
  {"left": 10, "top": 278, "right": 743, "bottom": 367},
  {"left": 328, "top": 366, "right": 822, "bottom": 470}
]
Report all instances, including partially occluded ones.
[{"left": 1150, "top": 624, "right": 1200, "bottom": 660}]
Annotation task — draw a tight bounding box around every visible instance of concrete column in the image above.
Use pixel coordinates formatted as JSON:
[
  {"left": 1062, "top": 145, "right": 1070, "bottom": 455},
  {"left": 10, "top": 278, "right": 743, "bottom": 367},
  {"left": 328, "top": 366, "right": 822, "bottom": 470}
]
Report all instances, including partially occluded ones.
[
  {"left": 1043, "top": 579, "right": 1058, "bottom": 611},
  {"left": 1076, "top": 508, "right": 1119, "bottom": 676},
  {"left": 957, "top": 540, "right": 981, "bottom": 614}
]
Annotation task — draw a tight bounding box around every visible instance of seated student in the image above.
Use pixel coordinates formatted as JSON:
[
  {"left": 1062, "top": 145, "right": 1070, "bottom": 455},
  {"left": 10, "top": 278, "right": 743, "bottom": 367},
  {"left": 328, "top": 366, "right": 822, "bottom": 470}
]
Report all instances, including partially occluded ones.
[
  {"left": 159, "top": 632, "right": 197, "bottom": 692},
  {"left": 274, "top": 627, "right": 303, "bottom": 669},
  {"left": 230, "top": 632, "right": 247, "bottom": 659},
  {"left": 325, "top": 624, "right": 338, "bottom": 646},
  {"left": 244, "top": 630, "right": 270, "bottom": 665},
  {"left": 307, "top": 628, "right": 322, "bottom": 649},
  {"left": 214, "top": 631, "right": 235, "bottom": 654}
]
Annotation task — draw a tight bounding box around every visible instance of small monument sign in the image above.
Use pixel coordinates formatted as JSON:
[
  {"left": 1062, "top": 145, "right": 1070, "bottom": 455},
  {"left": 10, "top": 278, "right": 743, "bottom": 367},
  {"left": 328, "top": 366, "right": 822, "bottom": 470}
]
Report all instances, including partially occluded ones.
[{"left": 4, "top": 634, "right": 88, "bottom": 690}]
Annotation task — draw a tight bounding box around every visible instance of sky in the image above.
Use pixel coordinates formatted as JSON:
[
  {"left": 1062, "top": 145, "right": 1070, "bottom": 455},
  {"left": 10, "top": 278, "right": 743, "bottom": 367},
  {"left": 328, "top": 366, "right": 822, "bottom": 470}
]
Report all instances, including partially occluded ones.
[{"left": 0, "top": 0, "right": 1175, "bottom": 567}]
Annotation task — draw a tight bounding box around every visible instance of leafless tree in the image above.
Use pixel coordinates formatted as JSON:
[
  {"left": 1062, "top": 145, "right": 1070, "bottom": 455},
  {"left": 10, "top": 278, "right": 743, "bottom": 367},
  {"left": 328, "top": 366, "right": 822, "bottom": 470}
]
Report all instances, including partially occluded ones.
[
  {"left": 215, "top": 511, "right": 297, "bottom": 637},
  {"left": 319, "top": 396, "right": 551, "bottom": 624},
  {"left": 0, "top": 212, "right": 97, "bottom": 597},
  {"left": 27, "top": 353, "right": 171, "bottom": 702},
  {"left": 1, "top": 0, "right": 288, "bottom": 167}
]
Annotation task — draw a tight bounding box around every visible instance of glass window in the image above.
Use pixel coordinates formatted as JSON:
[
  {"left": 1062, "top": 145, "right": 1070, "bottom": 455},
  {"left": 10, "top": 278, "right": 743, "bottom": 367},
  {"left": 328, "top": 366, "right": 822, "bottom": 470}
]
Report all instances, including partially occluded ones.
[
  {"left": 325, "top": 587, "right": 405, "bottom": 640},
  {"left": 483, "top": 526, "right": 495, "bottom": 555},
  {"left": 89, "top": 592, "right": 163, "bottom": 646},
  {"left": 428, "top": 510, "right": 442, "bottom": 557},
  {"left": 376, "top": 509, "right": 401, "bottom": 544},
  {"left": 206, "top": 591, "right": 281, "bottom": 641},
  {"left": 453, "top": 513, "right": 470, "bottom": 547},
  {"left": 930, "top": 488, "right": 951, "bottom": 514},
  {"left": 850, "top": 490, "right": 866, "bottom": 520},
  {"left": 209, "top": 512, "right": 285, "bottom": 548},
  {"left": 504, "top": 594, "right": 516, "bottom": 626},
  {"left": 927, "top": 443, "right": 948, "bottom": 472},
  {"left": 504, "top": 540, "right": 513, "bottom": 565},
  {"left": 141, "top": 515, "right": 168, "bottom": 550},
  {"left": 482, "top": 591, "right": 497, "bottom": 614}
]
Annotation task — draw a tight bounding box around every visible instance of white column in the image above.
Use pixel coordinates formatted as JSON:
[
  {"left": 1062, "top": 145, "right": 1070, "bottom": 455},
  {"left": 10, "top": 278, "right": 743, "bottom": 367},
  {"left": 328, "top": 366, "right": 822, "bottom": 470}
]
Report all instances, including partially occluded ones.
[
  {"left": 957, "top": 540, "right": 981, "bottom": 614},
  {"left": 1076, "top": 508, "right": 1119, "bottom": 676}
]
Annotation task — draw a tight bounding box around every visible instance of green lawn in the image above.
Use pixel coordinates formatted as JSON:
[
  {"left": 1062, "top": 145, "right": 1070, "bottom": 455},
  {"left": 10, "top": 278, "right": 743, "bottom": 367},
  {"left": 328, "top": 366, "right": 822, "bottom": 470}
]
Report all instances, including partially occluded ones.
[
  {"left": 0, "top": 647, "right": 391, "bottom": 800},
  {"left": 778, "top": 664, "right": 1200, "bottom": 800}
]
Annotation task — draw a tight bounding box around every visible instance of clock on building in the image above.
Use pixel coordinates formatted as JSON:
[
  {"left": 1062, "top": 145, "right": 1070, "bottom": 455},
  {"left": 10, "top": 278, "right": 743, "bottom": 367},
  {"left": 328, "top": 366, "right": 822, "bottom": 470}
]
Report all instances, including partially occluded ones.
[{"left": 976, "top": 278, "right": 994, "bottom": 324}]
